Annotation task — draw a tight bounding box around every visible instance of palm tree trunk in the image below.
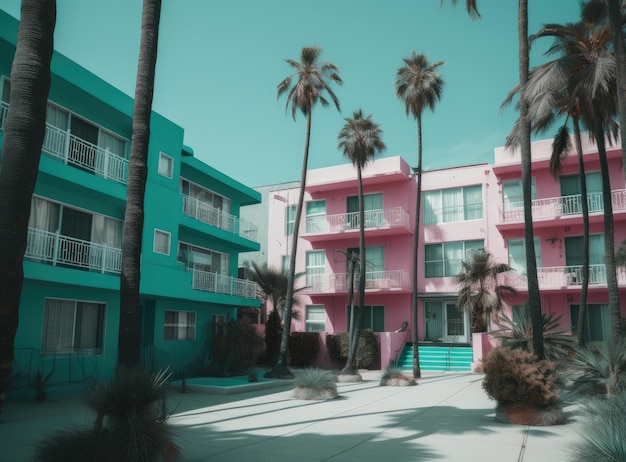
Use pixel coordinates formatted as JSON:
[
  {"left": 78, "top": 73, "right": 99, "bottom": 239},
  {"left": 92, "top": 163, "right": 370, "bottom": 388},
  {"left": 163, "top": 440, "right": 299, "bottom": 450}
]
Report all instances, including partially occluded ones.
[
  {"left": 118, "top": 0, "right": 161, "bottom": 368},
  {"left": 343, "top": 165, "right": 366, "bottom": 375},
  {"left": 592, "top": 101, "right": 622, "bottom": 346},
  {"left": 573, "top": 119, "right": 590, "bottom": 345},
  {"left": 0, "top": 0, "right": 55, "bottom": 417},
  {"left": 412, "top": 116, "right": 423, "bottom": 379},
  {"left": 606, "top": 0, "right": 626, "bottom": 184},
  {"left": 270, "top": 111, "right": 312, "bottom": 378},
  {"left": 518, "top": 0, "right": 544, "bottom": 360}
]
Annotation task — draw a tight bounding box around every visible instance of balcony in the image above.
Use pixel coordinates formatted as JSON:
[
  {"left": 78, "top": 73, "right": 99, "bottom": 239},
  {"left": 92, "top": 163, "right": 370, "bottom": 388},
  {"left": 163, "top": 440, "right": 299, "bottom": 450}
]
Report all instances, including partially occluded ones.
[
  {"left": 503, "top": 264, "right": 626, "bottom": 291},
  {"left": 192, "top": 269, "right": 257, "bottom": 298},
  {"left": 25, "top": 228, "right": 122, "bottom": 274},
  {"left": 303, "top": 270, "right": 410, "bottom": 294},
  {"left": 497, "top": 189, "right": 626, "bottom": 226},
  {"left": 181, "top": 195, "right": 258, "bottom": 241},
  {"left": 1, "top": 102, "right": 129, "bottom": 185},
  {"left": 303, "top": 207, "right": 411, "bottom": 242}
]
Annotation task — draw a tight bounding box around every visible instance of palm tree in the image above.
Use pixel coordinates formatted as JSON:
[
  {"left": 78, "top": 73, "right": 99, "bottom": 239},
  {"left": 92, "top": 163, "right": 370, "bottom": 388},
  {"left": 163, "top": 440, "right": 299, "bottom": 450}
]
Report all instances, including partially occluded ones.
[
  {"left": 395, "top": 52, "right": 444, "bottom": 379},
  {"left": 337, "top": 109, "right": 386, "bottom": 378},
  {"left": 243, "top": 261, "right": 305, "bottom": 317},
  {"left": 0, "top": 0, "right": 55, "bottom": 416},
  {"left": 455, "top": 250, "right": 517, "bottom": 333},
  {"left": 605, "top": 0, "right": 626, "bottom": 183},
  {"left": 269, "top": 47, "right": 342, "bottom": 378},
  {"left": 530, "top": 0, "right": 622, "bottom": 345},
  {"left": 118, "top": 0, "right": 162, "bottom": 367}
]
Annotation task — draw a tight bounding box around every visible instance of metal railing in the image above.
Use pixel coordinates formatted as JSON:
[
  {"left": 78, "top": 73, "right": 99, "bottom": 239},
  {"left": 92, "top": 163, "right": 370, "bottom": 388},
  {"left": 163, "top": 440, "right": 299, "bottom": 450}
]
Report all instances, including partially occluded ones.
[
  {"left": 498, "top": 189, "right": 626, "bottom": 223},
  {"left": 182, "top": 195, "right": 259, "bottom": 241},
  {"left": 503, "top": 263, "right": 626, "bottom": 289},
  {"left": 25, "top": 227, "right": 122, "bottom": 274},
  {"left": 304, "top": 207, "right": 410, "bottom": 234},
  {"left": 304, "top": 269, "right": 410, "bottom": 293},
  {"left": 191, "top": 269, "right": 257, "bottom": 298}
]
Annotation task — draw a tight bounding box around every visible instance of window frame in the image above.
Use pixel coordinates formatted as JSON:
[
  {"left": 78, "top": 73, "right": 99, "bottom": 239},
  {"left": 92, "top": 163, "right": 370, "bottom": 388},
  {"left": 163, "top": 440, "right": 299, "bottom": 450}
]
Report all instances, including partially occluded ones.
[
  {"left": 305, "top": 305, "right": 326, "bottom": 332},
  {"left": 423, "top": 185, "right": 483, "bottom": 225},
  {"left": 153, "top": 229, "right": 171, "bottom": 255},
  {"left": 285, "top": 204, "right": 297, "bottom": 236},
  {"left": 424, "top": 240, "right": 484, "bottom": 278},
  {"left": 158, "top": 152, "right": 174, "bottom": 179},
  {"left": 164, "top": 310, "right": 197, "bottom": 341}
]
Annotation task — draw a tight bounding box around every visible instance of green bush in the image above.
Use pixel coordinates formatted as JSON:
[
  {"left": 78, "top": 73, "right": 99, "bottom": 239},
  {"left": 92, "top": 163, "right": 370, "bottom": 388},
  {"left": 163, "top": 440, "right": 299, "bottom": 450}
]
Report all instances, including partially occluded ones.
[
  {"left": 566, "top": 340, "right": 626, "bottom": 397},
  {"left": 570, "top": 394, "right": 626, "bottom": 461},
  {"left": 288, "top": 332, "right": 320, "bottom": 367},
  {"left": 202, "top": 321, "right": 263, "bottom": 376},
  {"left": 293, "top": 368, "right": 338, "bottom": 400},
  {"left": 482, "top": 347, "right": 560, "bottom": 408},
  {"left": 264, "top": 310, "right": 282, "bottom": 365},
  {"left": 326, "top": 330, "right": 379, "bottom": 369},
  {"left": 34, "top": 367, "right": 180, "bottom": 462}
]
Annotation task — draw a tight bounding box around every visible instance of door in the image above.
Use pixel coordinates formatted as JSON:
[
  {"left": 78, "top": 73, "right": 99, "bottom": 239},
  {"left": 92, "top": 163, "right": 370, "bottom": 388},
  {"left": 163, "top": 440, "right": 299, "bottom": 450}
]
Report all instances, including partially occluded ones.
[{"left": 424, "top": 300, "right": 469, "bottom": 343}]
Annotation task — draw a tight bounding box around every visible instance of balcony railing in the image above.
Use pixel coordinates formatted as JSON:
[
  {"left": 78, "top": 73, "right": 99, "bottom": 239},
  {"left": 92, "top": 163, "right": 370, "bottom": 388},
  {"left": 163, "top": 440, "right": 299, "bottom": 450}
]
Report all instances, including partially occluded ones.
[
  {"left": 42, "top": 124, "right": 129, "bottom": 185},
  {"left": 503, "top": 264, "right": 626, "bottom": 290},
  {"left": 192, "top": 269, "right": 257, "bottom": 298},
  {"left": 0, "top": 103, "right": 129, "bottom": 185},
  {"left": 498, "top": 189, "right": 626, "bottom": 224},
  {"left": 182, "top": 195, "right": 259, "bottom": 241},
  {"left": 304, "top": 269, "right": 409, "bottom": 293},
  {"left": 304, "top": 207, "right": 410, "bottom": 234},
  {"left": 25, "top": 228, "right": 122, "bottom": 274}
]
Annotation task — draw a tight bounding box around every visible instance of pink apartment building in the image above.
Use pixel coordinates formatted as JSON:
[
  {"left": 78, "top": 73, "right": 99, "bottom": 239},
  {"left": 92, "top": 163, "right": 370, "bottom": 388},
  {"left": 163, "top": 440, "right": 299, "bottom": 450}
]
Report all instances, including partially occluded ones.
[{"left": 264, "top": 136, "right": 626, "bottom": 369}]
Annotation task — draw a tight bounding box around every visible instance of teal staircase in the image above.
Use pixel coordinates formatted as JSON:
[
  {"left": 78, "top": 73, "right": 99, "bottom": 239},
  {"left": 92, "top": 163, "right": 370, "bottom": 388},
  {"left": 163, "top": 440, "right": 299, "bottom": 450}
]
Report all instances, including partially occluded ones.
[{"left": 396, "top": 344, "right": 473, "bottom": 372}]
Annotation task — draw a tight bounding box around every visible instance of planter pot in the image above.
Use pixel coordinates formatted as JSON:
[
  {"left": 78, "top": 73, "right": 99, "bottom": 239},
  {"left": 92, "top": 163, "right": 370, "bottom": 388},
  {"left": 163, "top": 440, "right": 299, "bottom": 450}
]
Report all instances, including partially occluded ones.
[
  {"left": 379, "top": 375, "right": 417, "bottom": 387},
  {"left": 495, "top": 402, "right": 565, "bottom": 426},
  {"left": 293, "top": 386, "right": 338, "bottom": 400}
]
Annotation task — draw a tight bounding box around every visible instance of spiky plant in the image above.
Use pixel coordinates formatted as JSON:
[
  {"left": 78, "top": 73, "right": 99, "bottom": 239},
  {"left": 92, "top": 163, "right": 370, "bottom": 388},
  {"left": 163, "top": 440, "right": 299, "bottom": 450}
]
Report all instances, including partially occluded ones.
[
  {"left": 566, "top": 340, "right": 626, "bottom": 397},
  {"left": 570, "top": 393, "right": 626, "bottom": 461},
  {"left": 293, "top": 368, "right": 338, "bottom": 400},
  {"left": 493, "top": 304, "right": 575, "bottom": 363},
  {"left": 381, "top": 364, "right": 406, "bottom": 379}
]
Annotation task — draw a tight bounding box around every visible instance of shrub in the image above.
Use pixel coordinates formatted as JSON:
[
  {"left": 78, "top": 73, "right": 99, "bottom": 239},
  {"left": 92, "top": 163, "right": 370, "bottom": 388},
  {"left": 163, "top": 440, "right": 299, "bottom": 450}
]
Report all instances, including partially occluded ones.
[
  {"left": 293, "top": 368, "right": 337, "bottom": 400},
  {"left": 288, "top": 332, "right": 320, "bottom": 367},
  {"left": 482, "top": 347, "right": 560, "bottom": 408},
  {"left": 326, "top": 330, "right": 379, "bottom": 369},
  {"left": 380, "top": 364, "right": 416, "bottom": 386},
  {"left": 202, "top": 321, "right": 263, "bottom": 376},
  {"left": 493, "top": 304, "right": 575, "bottom": 363},
  {"left": 264, "top": 310, "right": 282, "bottom": 365},
  {"left": 570, "top": 394, "right": 626, "bottom": 461},
  {"left": 35, "top": 367, "right": 180, "bottom": 462},
  {"left": 566, "top": 340, "right": 626, "bottom": 397}
]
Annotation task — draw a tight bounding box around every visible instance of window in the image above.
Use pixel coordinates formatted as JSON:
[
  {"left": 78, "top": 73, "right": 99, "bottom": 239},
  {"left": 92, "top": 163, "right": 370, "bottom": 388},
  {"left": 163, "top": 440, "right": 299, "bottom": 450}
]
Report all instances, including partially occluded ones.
[
  {"left": 570, "top": 304, "right": 609, "bottom": 342},
  {"left": 565, "top": 234, "right": 605, "bottom": 283},
  {"left": 285, "top": 205, "right": 297, "bottom": 236},
  {"left": 306, "top": 250, "right": 326, "bottom": 288},
  {"left": 0, "top": 77, "right": 9, "bottom": 129},
  {"left": 158, "top": 152, "right": 173, "bottom": 178},
  {"left": 306, "top": 305, "right": 326, "bottom": 332},
  {"left": 306, "top": 200, "right": 326, "bottom": 233},
  {"left": 281, "top": 255, "right": 289, "bottom": 273},
  {"left": 423, "top": 186, "right": 483, "bottom": 224},
  {"left": 347, "top": 246, "right": 384, "bottom": 279},
  {"left": 181, "top": 179, "right": 231, "bottom": 214},
  {"left": 502, "top": 178, "right": 536, "bottom": 210},
  {"left": 507, "top": 238, "right": 541, "bottom": 275},
  {"left": 178, "top": 242, "right": 229, "bottom": 274},
  {"left": 511, "top": 304, "right": 527, "bottom": 326},
  {"left": 424, "top": 240, "right": 484, "bottom": 278},
  {"left": 42, "top": 298, "right": 105, "bottom": 355},
  {"left": 346, "top": 193, "right": 383, "bottom": 228},
  {"left": 164, "top": 310, "right": 196, "bottom": 340},
  {"left": 154, "top": 229, "right": 171, "bottom": 255},
  {"left": 560, "top": 172, "right": 603, "bottom": 214},
  {"left": 347, "top": 305, "right": 384, "bottom": 332}
]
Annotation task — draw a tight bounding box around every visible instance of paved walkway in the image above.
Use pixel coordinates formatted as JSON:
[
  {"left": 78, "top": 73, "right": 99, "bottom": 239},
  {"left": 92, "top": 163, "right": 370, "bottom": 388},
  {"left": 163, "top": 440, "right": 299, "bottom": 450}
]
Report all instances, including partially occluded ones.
[{"left": 0, "top": 371, "right": 581, "bottom": 461}]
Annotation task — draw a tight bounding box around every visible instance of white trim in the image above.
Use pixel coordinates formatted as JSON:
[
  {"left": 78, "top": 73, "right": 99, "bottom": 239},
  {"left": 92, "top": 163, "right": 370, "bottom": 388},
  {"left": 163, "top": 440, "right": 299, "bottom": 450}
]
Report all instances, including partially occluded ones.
[
  {"left": 158, "top": 152, "right": 174, "bottom": 179},
  {"left": 153, "top": 229, "right": 171, "bottom": 255}
]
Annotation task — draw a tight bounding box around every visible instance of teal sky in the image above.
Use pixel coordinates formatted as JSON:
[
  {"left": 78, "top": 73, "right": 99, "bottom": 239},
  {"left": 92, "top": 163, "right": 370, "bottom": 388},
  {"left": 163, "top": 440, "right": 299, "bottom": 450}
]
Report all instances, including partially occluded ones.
[{"left": 3, "top": 1, "right": 581, "bottom": 187}]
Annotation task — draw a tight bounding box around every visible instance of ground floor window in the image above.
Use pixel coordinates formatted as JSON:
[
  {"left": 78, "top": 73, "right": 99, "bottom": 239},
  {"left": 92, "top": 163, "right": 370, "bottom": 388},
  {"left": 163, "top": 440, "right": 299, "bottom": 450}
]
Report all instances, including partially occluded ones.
[
  {"left": 42, "top": 298, "right": 106, "bottom": 355},
  {"left": 347, "top": 305, "right": 384, "bottom": 332},
  {"left": 306, "top": 305, "right": 326, "bottom": 332},
  {"left": 570, "top": 303, "right": 609, "bottom": 342},
  {"left": 164, "top": 310, "right": 196, "bottom": 340}
]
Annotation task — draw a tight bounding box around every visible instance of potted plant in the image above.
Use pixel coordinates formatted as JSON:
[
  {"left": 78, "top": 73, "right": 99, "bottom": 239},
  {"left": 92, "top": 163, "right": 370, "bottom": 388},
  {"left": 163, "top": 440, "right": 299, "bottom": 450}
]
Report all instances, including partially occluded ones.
[{"left": 25, "top": 369, "right": 55, "bottom": 401}]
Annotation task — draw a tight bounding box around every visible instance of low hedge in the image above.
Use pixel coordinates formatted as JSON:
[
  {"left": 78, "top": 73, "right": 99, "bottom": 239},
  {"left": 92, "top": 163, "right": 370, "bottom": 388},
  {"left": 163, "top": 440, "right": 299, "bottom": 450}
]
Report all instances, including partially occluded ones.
[
  {"left": 326, "top": 330, "right": 379, "bottom": 369},
  {"left": 288, "top": 332, "right": 320, "bottom": 367}
]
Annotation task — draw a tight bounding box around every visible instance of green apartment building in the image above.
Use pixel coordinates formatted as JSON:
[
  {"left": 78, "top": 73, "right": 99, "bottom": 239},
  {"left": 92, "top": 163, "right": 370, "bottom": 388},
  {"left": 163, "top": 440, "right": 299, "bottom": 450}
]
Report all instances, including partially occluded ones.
[{"left": 0, "top": 10, "right": 260, "bottom": 386}]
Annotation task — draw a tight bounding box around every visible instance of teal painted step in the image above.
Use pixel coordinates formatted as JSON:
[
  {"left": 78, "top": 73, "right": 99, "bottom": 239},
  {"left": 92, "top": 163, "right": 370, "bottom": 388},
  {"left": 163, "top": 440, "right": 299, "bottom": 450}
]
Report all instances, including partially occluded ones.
[{"left": 397, "top": 345, "right": 473, "bottom": 372}]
